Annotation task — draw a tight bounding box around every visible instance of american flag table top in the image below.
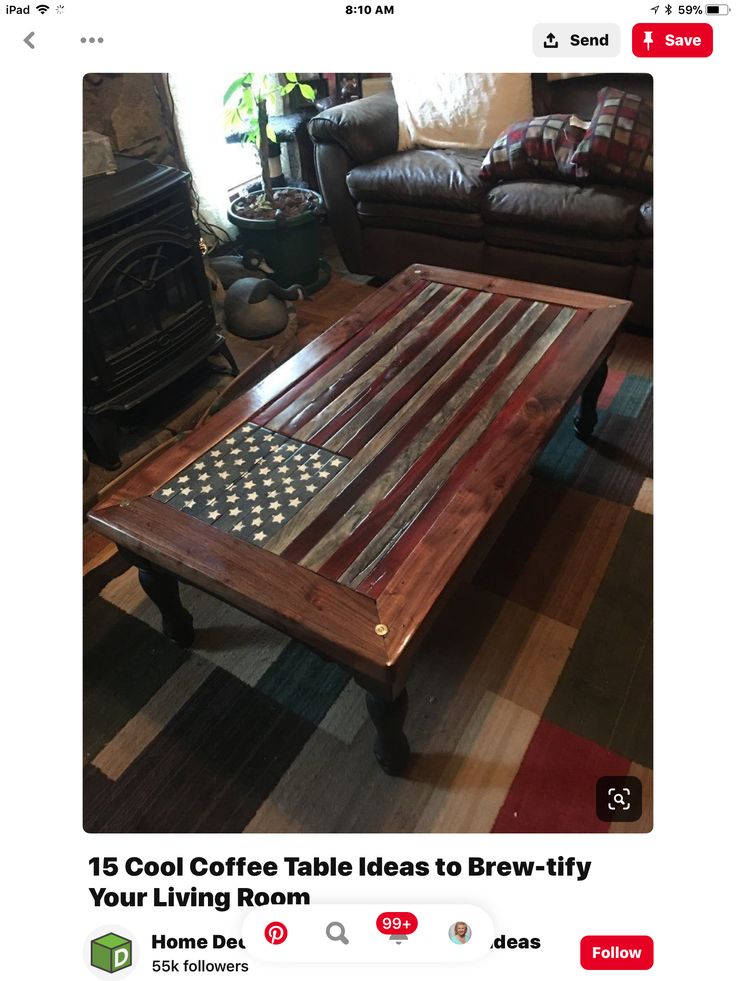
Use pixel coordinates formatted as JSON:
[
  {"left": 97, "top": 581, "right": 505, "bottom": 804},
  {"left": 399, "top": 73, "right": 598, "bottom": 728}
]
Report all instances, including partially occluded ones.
[
  {"left": 91, "top": 265, "right": 630, "bottom": 708},
  {"left": 150, "top": 274, "right": 591, "bottom": 595}
]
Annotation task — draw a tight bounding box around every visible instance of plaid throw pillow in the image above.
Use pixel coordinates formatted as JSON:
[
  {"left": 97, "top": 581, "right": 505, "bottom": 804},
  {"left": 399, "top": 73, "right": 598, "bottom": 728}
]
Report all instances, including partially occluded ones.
[
  {"left": 479, "top": 114, "right": 588, "bottom": 184},
  {"left": 570, "top": 87, "right": 653, "bottom": 191}
]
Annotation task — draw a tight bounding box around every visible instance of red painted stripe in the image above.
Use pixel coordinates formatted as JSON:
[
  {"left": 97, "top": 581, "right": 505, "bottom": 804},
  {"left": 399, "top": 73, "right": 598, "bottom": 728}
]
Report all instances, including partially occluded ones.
[
  {"left": 314, "top": 291, "right": 508, "bottom": 449},
  {"left": 252, "top": 281, "right": 450, "bottom": 431},
  {"left": 357, "top": 307, "right": 591, "bottom": 596},
  {"left": 491, "top": 719, "right": 630, "bottom": 833},
  {"left": 279, "top": 296, "right": 539, "bottom": 566},
  {"left": 316, "top": 303, "right": 564, "bottom": 582}
]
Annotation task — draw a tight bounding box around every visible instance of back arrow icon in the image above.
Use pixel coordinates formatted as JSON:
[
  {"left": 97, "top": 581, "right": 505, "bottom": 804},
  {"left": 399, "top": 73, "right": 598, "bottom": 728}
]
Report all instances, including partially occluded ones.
[{"left": 24, "top": 32, "right": 35, "bottom": 49}]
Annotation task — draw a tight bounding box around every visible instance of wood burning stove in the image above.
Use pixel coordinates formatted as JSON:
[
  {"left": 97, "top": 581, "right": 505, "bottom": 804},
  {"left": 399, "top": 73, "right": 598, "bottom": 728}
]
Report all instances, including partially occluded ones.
[{"left": 84, "top": 156, "right": 237, "bottom": 468}]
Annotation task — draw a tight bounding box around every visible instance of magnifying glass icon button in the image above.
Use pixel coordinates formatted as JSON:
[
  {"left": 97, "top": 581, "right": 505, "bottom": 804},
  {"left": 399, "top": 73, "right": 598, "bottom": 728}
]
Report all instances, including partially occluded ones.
[{"left": 326, "top": 921, "right": 349, "bottom": 945}]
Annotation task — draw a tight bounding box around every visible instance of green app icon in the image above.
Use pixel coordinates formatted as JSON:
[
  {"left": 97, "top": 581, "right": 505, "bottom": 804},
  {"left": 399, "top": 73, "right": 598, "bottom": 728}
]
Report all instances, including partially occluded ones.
[{"left": 90, "top": 933, "right": 132, "bottom": 973}]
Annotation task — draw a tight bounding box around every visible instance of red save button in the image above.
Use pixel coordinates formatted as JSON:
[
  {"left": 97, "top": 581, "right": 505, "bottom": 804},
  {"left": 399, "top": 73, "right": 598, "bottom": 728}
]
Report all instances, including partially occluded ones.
[
  {"left": 633, "top": 22, "right": 713, "bottom": 57},
  {"left": 581, "top": 936, "right": 654, "bottom": 970}
]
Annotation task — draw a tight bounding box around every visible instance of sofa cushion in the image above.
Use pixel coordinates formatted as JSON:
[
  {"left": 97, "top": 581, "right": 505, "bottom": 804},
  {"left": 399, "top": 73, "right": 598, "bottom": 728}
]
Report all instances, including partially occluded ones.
[
  {"left": 482, "top": 180, "right": 649, "bottom": 239},
  {"left": 347, "top": 148, "right": 486, "bottom": 213},
  {"left": 356, "top": 201, "right": 484, "bottom": 241},
  {"left": 570, "top": 87, "right": 653, "bottom": 192},
  {"left": 479, "top": 114, "right": 588, "bottom": 184}
]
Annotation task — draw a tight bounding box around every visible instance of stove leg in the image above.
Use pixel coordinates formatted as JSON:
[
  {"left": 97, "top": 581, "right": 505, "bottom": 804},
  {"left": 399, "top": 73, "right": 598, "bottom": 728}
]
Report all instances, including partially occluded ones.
[
  {"left": 121, "top": 552, "right": 194, "bottom": 646},
  {"left": 574, "top": 359, "right": 608, "bottom": 439},
  {"left": 84, "top": 411, "right": 121, "bottom": 469},
  {"left": 216, "top": 337, "right": 239, "bottom": 377},
  {"left": 358, "top": 681, "right": 410, "bottom": 775}
]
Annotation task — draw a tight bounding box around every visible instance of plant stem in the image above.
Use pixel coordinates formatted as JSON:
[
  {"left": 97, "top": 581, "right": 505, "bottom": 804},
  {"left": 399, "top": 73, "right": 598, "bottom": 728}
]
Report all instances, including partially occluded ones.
[{"left": 257, "top": 97, "right": 274, "bottom": 205}]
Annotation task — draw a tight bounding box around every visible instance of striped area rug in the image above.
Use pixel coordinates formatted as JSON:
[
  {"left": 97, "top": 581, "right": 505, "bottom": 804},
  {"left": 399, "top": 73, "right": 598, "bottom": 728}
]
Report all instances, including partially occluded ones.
[{"left": 83, "top": 337, "right": 652, "bottom": 834}]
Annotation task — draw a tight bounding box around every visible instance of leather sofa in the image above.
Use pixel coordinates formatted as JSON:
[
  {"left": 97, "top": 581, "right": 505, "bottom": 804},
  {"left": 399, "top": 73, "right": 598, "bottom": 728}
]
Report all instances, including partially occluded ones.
[{"left": 308, "top": 74, "right": 652, "bottom": 329}]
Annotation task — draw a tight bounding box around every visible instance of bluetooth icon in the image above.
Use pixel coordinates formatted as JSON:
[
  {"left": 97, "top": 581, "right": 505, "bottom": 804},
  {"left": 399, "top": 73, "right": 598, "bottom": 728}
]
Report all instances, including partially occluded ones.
[{"left": 665, "top": 3, "right": 672, "bottom": 12}]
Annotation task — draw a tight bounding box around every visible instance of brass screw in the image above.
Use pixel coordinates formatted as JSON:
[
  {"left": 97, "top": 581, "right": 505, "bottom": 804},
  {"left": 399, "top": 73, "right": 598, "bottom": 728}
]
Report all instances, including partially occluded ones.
[
  {"left": 119, "top": 499, "right": 130, "bottom": 508},
  {"left": 375, "top": 623, "right": 389, "bottom": 637}
]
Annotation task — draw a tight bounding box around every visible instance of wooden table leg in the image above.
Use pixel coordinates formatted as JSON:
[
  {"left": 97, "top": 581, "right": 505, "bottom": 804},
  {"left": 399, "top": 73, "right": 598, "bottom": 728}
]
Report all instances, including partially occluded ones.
[
  {"left": 356, "top": 676, "right": 410, "bottom": 775},
  {"left": 574, "top": 359, "right": 608, "bottom": 439},
  {"left": 119, "top": 550, "right": 194, "bottom": 646}
]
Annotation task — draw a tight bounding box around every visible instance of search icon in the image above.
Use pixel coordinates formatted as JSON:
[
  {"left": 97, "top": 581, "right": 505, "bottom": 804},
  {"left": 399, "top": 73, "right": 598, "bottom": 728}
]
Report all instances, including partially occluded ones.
[{"left": 326, "top": 921, "right": 349, "bottom": 945}]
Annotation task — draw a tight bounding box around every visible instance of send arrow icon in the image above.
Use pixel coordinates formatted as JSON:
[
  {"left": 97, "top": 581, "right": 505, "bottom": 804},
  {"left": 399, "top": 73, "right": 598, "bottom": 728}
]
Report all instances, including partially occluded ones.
[{"left": 24, "top": 31, "right": 36, "bottom": 49}]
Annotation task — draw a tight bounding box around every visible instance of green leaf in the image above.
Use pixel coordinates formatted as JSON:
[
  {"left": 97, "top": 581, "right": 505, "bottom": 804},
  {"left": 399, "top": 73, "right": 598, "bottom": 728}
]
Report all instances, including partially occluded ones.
[
  {"left": 284, "top": 82, "right": 296, "bottom": 94},
  {"left": 298, "top": 83, "right": 316, "bottom": 102},
  {"left": 223, "top": 76, "right": 246, "bottom": 105},
  {"left": 266, "top": 123, "right": 278, "bottom": 143},
  {"left": 240, "top": 86, "right": 255, "bottom": 116},
  {"left": 285, "top": 72, "right": 298, "bottom": 83}
]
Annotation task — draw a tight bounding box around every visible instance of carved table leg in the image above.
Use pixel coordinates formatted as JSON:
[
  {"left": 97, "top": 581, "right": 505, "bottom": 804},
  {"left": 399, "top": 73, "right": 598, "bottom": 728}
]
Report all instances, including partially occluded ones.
[
  {"left": 120, "top": 551, "right": 194, "bottom": 646},
  {"left": 574, "top": 360, "right": 608, "bottom": 439},
  {"left": 359, "top": 681, "right": 410, "bottom": 775},
  {"left": 138, "top": 568, "right": 194, "bottom": 646}
]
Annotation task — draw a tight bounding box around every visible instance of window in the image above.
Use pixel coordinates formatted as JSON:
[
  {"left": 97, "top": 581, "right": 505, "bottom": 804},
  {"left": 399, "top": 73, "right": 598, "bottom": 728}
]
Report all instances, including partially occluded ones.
[{"left": 168, "top": 72, "right": 264, "bottom": 236}]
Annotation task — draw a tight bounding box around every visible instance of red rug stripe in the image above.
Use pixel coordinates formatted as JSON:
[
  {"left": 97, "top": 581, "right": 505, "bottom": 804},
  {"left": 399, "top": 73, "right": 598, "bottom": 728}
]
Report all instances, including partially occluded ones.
[{"left": 492, "top": 719, "right": 631, "bottom": 833}]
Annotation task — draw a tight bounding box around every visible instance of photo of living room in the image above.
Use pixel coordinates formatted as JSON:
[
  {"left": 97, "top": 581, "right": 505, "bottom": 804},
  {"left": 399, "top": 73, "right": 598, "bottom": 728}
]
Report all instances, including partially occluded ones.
[{"left": 83, "top": 72, "right": 652, "bottom": 834}]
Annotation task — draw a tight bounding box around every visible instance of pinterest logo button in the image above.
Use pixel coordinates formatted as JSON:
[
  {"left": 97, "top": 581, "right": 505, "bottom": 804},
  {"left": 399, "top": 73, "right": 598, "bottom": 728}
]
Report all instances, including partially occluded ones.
[{"left": 264, "top": 921, "right": 288, "bottom": 945}]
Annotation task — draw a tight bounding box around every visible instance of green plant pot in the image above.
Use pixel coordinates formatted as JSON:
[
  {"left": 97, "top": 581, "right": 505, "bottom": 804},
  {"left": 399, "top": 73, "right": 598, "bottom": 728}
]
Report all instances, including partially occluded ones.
[{"left": 228, "top": 189, "right": 326, "bottom": 293}]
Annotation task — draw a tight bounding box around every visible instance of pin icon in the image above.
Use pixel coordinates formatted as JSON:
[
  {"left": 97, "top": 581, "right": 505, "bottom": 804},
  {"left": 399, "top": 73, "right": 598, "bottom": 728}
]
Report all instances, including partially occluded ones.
[
  {"left": 264, "top": 921, "right": 287, "bottom": 945},
  {"left": 643, "top": 29, "right": 654, "bottom": 49}
]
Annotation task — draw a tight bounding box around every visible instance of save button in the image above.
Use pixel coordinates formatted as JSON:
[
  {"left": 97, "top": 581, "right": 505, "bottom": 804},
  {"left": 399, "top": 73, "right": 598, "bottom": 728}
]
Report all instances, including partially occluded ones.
[{"left": 632, "top": 22, "right": 713, "bottom": 57}]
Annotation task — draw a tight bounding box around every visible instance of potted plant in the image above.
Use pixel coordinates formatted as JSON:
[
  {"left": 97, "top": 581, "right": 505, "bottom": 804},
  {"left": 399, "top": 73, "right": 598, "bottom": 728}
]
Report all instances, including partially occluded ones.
[{"left": 224, "top": 73, "right": 327, "bottom": 292}]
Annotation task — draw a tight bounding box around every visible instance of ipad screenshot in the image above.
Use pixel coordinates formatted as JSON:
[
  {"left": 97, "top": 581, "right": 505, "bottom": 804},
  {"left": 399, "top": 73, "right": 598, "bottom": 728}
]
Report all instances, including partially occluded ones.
[{"left": 2, "top": 1, "right": 733, "bottom": 977}]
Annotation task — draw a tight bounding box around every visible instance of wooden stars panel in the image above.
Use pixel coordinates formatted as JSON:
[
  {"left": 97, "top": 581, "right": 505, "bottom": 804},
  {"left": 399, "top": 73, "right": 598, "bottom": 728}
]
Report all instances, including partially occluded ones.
[{"left": 151, "top": 423, "right": 349, "bottom": 547}]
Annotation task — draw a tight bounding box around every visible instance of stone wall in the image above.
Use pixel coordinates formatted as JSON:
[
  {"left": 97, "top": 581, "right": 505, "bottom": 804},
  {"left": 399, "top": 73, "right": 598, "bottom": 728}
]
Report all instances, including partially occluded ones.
[{"left": 83, "top": 73, "right": 185, "bottom": 169}]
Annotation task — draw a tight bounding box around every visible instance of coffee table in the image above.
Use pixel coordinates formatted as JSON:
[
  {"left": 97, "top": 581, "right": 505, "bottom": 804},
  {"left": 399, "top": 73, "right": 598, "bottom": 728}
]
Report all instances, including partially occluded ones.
[{"left": 88, "top": 264, "right": 630, "bottom": 774}]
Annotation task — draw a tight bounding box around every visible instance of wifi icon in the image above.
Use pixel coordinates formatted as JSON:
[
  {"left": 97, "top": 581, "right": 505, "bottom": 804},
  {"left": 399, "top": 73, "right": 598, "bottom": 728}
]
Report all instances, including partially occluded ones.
[{"left": 36, "top": 4, "right": 50, "bottom": 12}]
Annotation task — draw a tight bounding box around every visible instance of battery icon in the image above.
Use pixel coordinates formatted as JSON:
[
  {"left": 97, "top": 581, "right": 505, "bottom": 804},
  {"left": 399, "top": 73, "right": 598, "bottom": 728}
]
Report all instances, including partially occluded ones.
[{"left": 705, "top": 4, "right": 730, "bottom": 12}]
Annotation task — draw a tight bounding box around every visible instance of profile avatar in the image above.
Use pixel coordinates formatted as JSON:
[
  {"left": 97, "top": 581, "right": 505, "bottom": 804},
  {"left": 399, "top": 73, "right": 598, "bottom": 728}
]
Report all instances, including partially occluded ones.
[{"left": 449, "top": 921, "right": 471, "bottom": 944}]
